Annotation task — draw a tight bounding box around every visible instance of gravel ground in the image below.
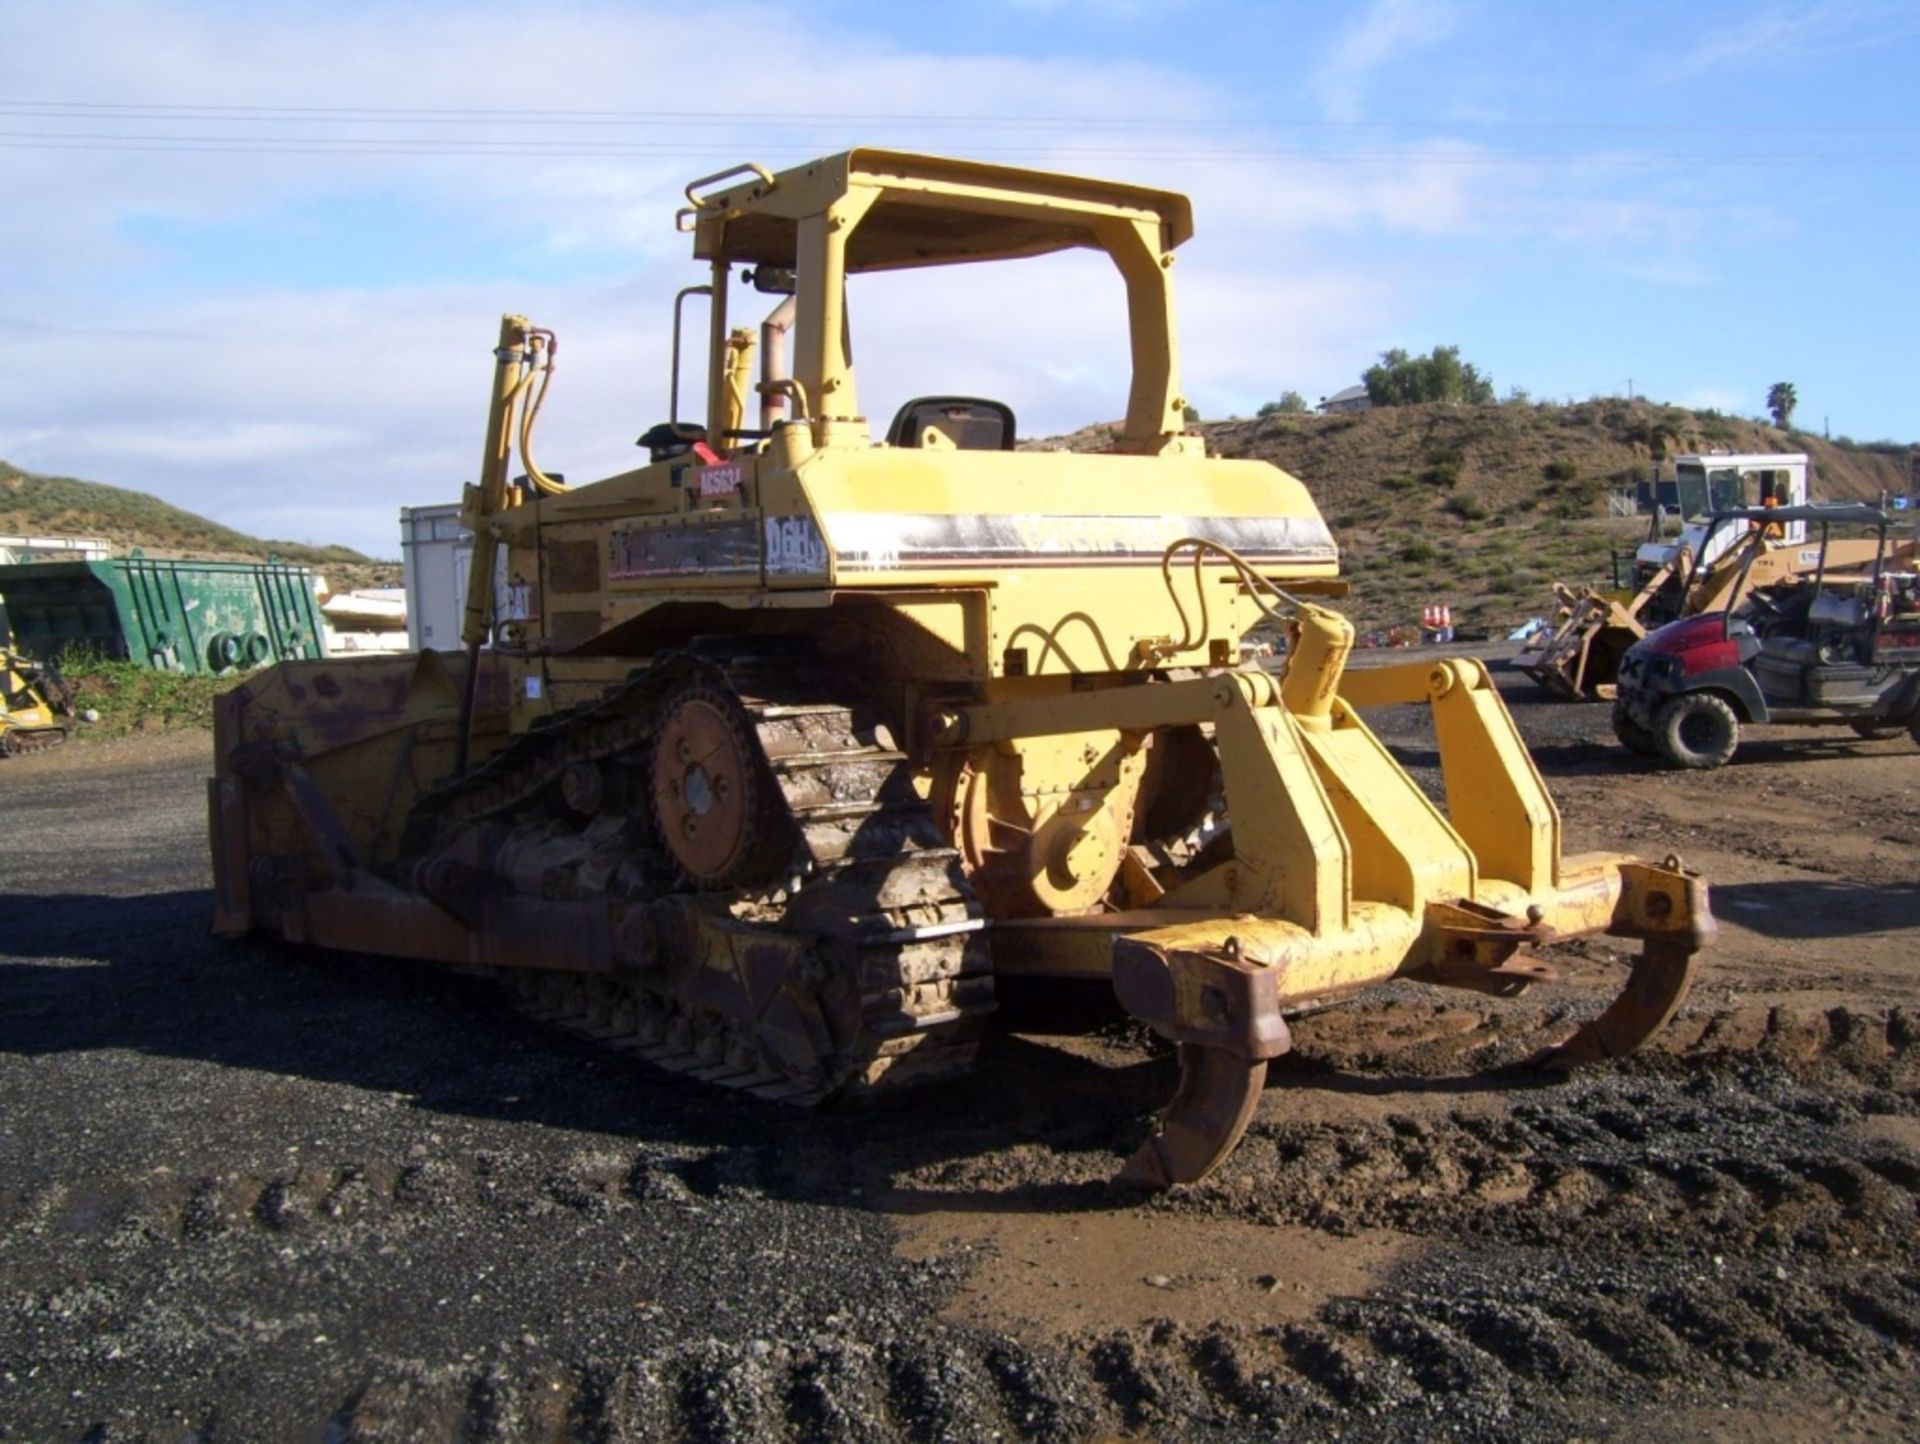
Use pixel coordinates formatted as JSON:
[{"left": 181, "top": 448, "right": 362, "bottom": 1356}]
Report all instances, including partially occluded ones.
[{"left": 1, "top": 673, "right": 1916, "bottom": 1443}]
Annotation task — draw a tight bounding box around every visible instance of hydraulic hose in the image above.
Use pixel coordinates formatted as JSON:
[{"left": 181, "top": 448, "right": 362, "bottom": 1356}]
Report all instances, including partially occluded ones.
[
  {"left": 516, "top": 328, "right": 568, "bottom": 496},
  {"left": 1158, "top": 535, "right": 1306, "bottom": 655}
]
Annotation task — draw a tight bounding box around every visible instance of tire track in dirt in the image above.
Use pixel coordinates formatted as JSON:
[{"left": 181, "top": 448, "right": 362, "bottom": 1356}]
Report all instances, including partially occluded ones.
[
  {"left": 295, "top": 1256, "right": 1920, "bottom": 1442},
  {"left": 21, "top": 1008, "right": 1903, "bottom": 1443}
]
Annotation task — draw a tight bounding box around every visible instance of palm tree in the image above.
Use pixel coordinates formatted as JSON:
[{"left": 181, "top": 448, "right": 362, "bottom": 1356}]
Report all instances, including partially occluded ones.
[{"left": 1767, "top": 382, "right": 1798, "bottom": 430}]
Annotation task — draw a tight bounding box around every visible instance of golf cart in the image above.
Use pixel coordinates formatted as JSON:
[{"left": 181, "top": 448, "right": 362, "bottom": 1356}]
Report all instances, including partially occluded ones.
[{"left": 1613, "top": 503, "right": 1920, "bottom": 769}]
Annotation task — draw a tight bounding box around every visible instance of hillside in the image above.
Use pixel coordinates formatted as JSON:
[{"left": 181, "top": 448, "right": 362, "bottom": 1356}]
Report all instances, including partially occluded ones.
[
  {"left": 1040, "top": 399, "right": 1916, "bottom": 633},
  {"left": 0, "top": 459, "right": 397, "bottom": 587},
  {"left": 9, "top": 400, "right": 1913, "bottom": 639}
]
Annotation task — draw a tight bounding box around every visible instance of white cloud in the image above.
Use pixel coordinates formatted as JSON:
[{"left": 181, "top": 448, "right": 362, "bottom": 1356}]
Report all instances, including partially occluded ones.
[
  {"left": 1681, "top": 386, "right": 1748, "bottom": 414},
  {"left": 1311, "top": 0, "right": 1459, "bottom": 122},
  {"left": 34, "top": 421, "right": 363, "bottom": 468},
  {"left": 1666, "top": 1, "right": 1920, "bottom": 75},
  {"left": 0, "top": 0, "right": 1789, "bottom": 558}
]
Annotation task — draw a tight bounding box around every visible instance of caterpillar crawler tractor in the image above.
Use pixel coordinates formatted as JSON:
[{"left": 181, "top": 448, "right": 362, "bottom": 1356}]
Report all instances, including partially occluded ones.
[{"left": 209, "top": 150, "right": 1712, "bottom": 1186}]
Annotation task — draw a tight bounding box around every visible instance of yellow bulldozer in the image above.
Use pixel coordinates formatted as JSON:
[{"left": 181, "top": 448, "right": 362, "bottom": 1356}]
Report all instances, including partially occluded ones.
[{"left": 209, "top": 150, "right": 1712, "bottom": 1186}]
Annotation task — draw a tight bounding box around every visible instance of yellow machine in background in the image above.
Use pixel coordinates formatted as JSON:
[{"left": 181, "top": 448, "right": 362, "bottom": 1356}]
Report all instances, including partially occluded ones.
[
  {"left": 1519, "top": 511, "right": 1901, "bottom": 702},
  {"left": 1, "top": 648, "right": 75, "bottom": 756},
  {"left": 209, "top": 150, "right": 1712, "bottom": 1186}
]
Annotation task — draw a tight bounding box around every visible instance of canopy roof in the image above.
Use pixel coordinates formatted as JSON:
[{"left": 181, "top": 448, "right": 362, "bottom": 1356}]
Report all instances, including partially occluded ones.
[
  {"left": 1710, "top": 502, "right": 1890, "bottom": 528},
  {"left": 686, "top": 147, "right": 1195, "bottom": 272}
]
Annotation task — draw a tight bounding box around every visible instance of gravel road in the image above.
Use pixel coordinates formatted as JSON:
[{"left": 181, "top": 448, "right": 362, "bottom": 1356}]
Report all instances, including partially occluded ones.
[{"left": 1, "top": 677, "right": 1916, "bottom": 1443}]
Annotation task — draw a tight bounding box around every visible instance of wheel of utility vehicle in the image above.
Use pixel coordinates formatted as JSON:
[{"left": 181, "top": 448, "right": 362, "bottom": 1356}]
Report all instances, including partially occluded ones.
[
  {"left": 1653, "top": 692, "right": 1739, "bottom": 771},
  {"left": 1611, "top": 698, "right": 1660, "bottom": 758}
]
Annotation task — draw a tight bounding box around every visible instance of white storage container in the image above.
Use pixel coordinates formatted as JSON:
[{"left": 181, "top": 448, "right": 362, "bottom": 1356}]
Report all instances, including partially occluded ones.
[{"left": 400, "top": 503, "right": 509, "bottom": 652}]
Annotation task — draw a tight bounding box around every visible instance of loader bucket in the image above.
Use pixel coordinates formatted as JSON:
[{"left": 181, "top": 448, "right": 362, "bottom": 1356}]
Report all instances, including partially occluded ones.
[{"left": 1513, "top": 590, "right": 1645, "bottom": 701}]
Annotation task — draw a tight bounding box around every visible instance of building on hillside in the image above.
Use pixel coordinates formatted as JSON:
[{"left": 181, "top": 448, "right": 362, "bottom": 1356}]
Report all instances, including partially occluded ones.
[{"left": 1318, "top": 384, "right": 1372, "bottom": 415}]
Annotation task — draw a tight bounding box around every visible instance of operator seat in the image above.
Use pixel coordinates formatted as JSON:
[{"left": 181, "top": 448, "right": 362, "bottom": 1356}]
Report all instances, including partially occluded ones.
[{"left": 886, "top": 396, "right": 1016, "bottom": 451}]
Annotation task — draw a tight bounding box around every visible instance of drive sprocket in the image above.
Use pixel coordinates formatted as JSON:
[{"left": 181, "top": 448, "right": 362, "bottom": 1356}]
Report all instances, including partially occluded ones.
[{"left": 649, "top": 678, "right": 793, "bottom": 889}]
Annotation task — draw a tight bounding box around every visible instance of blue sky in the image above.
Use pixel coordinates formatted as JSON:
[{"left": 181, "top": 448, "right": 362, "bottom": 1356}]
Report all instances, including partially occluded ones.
[{"left": 2, "top": 0, "right": 1916, "bottom": 558}]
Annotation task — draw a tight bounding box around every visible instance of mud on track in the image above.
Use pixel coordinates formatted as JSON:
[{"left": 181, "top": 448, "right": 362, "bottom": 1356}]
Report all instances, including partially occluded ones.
[{"left": 0, "top": 680, "right": 1916, "bottom": 1443}]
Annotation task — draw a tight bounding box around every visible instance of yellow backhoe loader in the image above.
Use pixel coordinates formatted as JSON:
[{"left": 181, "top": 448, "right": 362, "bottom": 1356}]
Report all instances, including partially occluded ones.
[
  {"left": 1517, "top": 507, "right": 1896, "bottom": 702},
  {"left": 208, "top": 150, "right": 1712, "bottom": 1186}
]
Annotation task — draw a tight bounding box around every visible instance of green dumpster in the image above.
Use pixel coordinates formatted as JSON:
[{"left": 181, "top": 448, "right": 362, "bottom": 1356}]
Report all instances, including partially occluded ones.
[{"left": 0, "top": 557, "right": 327, "bottom": 674}]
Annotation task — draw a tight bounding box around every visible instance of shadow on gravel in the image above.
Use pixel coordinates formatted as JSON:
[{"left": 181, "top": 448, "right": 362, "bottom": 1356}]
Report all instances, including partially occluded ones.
[
  {"left": 1714, "top": 879, "right": 1920, "bottom": 940},
  {"left": 1269, "top": 1057, "right": 1566, "bottom": 1098},
  {"left": 0, "top": 890, "right": 1597, "bottom": 1219},
  {"left": 0, "top": 888, "right": 1182, "bottom": 1208}
]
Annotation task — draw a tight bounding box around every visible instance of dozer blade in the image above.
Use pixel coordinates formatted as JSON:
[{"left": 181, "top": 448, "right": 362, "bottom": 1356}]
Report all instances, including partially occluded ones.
[
  {"left": 1118, "top": 1045, "right": 1269, "bottom": 1189},
  {"left": 1537, "top": 939, "right": 1699, "bottom": 1067}
]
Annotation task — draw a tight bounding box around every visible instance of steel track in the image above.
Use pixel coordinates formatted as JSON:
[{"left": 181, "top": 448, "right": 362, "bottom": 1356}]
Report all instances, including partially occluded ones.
[{"left": 403, "top": 649, "right": 995, "bottom": 1102}]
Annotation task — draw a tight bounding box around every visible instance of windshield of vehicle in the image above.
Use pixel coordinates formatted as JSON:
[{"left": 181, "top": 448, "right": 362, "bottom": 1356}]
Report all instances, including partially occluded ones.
[
  {"left": 1675, "top": 463, "right": 1746, "bottom": 520},
  {"left": 842, "top": 248, "right": 1130, "bottom": 447}
]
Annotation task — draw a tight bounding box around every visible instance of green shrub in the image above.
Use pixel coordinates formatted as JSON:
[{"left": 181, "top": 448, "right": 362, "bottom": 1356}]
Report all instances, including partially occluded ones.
[
  {"left": 1362, "top": 345, "right": 1495, "bottom": 406},
  {"left": 1542, "top": 459, "right": 1577, "bottom": 483},
  {"left": 56, "top": 654, "right": 239, "bottom": 738},
  {"left": 1256, "top": 391, "right": 1309, "bottom": 417}
]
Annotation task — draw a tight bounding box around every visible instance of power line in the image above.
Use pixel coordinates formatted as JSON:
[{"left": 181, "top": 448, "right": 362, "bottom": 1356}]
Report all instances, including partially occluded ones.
[
  {"left": 3, "top": 99, "right": 1915, "bottom": 140},
  {"left": 0, "top": 133, "right": 1911, "bottom": 169}
]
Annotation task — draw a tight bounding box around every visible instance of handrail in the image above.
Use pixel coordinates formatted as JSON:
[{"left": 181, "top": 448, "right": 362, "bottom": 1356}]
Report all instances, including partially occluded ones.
[
  {"left": 668, "top": 284, "right": 713, "bottom": 427},
  {"left": 756, "top": 377, "right": 812, "bottom": 424},
  {"left": 683, "top": 161, "right": 776, "bottom": 210}
]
